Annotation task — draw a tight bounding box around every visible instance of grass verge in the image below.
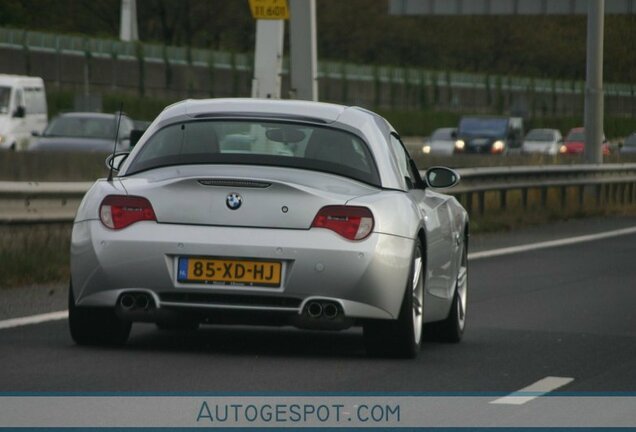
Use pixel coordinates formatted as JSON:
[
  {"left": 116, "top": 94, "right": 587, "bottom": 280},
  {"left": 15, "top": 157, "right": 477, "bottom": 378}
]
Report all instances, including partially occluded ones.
[
  {"left": 465, "top": 187, "right": 636, "bottom": 232},
  {"left": 0, "top": 224, "right": 71, "bottom": 289}
]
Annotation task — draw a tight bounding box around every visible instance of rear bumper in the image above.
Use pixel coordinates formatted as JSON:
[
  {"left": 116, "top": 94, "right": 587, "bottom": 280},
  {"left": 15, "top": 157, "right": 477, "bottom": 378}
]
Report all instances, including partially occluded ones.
[
  {"left": 522, "top": 145, "right": 555, "bottom": 154},
  {"left": 464, "top": 146, "right": 494, "bottom": 154},
  {"left": 71, "top": 220, "right": 415, "bottom": 321}
]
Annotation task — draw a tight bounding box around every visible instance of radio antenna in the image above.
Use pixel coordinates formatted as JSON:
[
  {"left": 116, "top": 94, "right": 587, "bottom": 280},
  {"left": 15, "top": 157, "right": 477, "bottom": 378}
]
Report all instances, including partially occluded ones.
[{"left": 107, "top": 102, "right": 124, "bottom": 182}]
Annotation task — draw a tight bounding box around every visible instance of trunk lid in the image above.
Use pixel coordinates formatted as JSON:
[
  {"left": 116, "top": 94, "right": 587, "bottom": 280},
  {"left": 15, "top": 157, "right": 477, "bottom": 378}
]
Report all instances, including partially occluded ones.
[{"left": 119, "top": 165, "right": 379, "bottom": 229}]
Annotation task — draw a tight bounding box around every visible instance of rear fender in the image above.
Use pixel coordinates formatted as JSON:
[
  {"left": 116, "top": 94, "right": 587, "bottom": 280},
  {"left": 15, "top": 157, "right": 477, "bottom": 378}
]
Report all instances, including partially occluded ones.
[{"left": 74, "top": 179, "right": 128, "bottom": 223}]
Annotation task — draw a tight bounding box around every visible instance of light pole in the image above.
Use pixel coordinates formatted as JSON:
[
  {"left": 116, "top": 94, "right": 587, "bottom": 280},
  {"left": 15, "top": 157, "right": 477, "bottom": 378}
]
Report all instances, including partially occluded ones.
[{"left": 584, "top": 0, "right": 605, "bottom": 164}]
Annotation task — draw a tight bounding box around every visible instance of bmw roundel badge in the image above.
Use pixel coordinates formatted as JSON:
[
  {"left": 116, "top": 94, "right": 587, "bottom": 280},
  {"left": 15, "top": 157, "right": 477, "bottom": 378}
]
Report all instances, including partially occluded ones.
[{"left": 226, "top": 193, "right": 242, "bottom": 210}]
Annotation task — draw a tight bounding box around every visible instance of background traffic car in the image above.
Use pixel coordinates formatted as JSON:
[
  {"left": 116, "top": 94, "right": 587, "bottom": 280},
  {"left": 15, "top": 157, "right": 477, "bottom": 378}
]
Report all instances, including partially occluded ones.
[
  {"left": 561, "top": 127, "right": 611, "bottom": 155},
  {"left": 69, "top": 98, "right": 469, "bottom": 358},
  {"left": 619, "top": 132, "right": 636, "bottom": 156},
  {"left": 453, "top": 116, "right": 524, "bottom": 155},
  {"left": 522, "top": 128, "right": 562, "bottom": 155},
  {"left": 422, "top": 127, "right": 457, "bottom": 156},
  {"left": 29, "top": 112, "right": 134, "bottom": 152}
]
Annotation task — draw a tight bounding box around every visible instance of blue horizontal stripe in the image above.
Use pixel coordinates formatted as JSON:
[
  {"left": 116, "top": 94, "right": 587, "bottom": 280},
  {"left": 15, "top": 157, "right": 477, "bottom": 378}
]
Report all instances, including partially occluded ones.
[
  {"left": 1, "top": 391, "right": 636, "bottom": 397},
  {"left": 0, "top": 428, "right": 634, "bottom": 431}
]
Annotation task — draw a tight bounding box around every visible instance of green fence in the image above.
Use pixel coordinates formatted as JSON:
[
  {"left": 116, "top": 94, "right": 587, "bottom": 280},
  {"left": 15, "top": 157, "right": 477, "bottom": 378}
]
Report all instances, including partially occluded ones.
[{"left": 2, "top": 26, "right": 634, "bottom": 98}]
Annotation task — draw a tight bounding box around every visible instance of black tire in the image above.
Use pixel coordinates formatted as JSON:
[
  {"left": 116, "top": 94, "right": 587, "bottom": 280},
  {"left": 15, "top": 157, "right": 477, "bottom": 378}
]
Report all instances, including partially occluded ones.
[
  {"left": 435, "top": 240, "right": 468, "bottom": 343},
  {"left": 363, "top": 243, "right": 424, "bottom": 358},
  {"left": 68, "top": 284, "right": 131, "bottom": 346}
]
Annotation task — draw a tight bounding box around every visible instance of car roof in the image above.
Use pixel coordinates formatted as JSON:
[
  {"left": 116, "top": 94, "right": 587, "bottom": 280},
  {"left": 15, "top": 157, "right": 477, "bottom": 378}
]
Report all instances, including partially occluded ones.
[
  {"left": 159, "top": 98, "right": 350, "bottom": 124},
  {"left": 56, "top": 112, "right": 128, "bottom": 120},
  {"left": 0, "top": 74, "right": 44, "bottom": 86}
]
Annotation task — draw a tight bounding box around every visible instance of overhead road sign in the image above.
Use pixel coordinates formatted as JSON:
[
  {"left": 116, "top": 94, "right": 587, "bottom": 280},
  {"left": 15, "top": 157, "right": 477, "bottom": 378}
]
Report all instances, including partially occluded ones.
[
  {"left": 389, "top": 0, "right": 636, "bottom": 15},
  {"left": 249, "top": 0, "right": 289, "bottom": 20}
]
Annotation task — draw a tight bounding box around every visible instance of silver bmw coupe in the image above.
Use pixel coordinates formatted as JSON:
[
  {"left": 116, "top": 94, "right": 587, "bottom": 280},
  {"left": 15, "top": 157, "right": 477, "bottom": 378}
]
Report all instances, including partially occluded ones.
[{"left": 69, "top": 98, "right": 468, "bottom": 358}]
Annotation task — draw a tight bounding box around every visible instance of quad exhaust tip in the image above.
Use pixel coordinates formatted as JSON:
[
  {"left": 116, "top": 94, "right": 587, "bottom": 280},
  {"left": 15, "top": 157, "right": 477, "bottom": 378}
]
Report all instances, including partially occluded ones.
[
  {"left": 306, "top": 301, "right": 341, "bottom": 320},
  {"left": 136, "top": 295, "right": 150, "bottom": 310},
  {"left": 119, "top": 293, "right": 153, "bottom": 311},
  {"left": 323, "top": 303, "right": 339, "bottom": 320},
  {"left": 307, "top": 301, "right": 323, "bottom": 318},
  {"left": 120, "top": 294, "right": 135, "bottom": 310}
]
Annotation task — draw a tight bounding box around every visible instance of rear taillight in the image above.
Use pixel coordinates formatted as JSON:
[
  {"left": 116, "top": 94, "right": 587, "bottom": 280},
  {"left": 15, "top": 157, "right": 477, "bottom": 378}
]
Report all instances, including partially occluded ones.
[
  {"left": 99, "top": 195, "right": 156, "bottom": 230},
  {"left": 311, "top": 206, "right": 374, "bottom": 240}
]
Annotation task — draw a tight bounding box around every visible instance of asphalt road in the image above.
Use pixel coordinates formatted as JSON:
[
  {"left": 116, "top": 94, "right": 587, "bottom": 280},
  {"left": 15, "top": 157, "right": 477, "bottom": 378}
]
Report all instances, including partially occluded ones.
[{"left": 1, "top": 217, "right": 635, "bottom": 393}]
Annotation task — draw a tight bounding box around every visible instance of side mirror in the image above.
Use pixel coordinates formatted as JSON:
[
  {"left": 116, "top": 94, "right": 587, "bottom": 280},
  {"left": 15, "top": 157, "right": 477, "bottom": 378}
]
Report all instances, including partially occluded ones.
[
  {"left": 31, "top": 131, "right": 40, "bottom": 137},
  {"left": 425, "top": 166, "right": 460, "bottom": 189},
  {"left": 105, "top": 152, "right": 130, "bottom": 172},
  {"left": 129, "top": 129, "right": 145, "bottom": 148},
  {"left": 450, "top": 130, "right": 458, "bottom": 139},
  {"left": 13, "top": 106, "right": 25, "bottom": 118}
]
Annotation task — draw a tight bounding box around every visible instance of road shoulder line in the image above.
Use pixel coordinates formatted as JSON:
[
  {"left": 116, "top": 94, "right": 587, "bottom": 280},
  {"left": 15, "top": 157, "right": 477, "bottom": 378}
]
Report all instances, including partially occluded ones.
[
  {"left": 0, "top": 310, "right": 68, "bottom": 330},
  {"left": 469, "top": 226, "right": 636, "bottom": 260}
]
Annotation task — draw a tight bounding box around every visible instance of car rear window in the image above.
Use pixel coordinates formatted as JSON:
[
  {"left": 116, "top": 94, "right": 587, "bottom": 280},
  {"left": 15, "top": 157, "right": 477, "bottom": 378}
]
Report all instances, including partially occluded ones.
[
  {"left": 566, "top": 130, "right": 585, "bottom": 141},
  {"left": 45, "top": 116, "right": 117, "bottom": 139},
  {"left": 126, "top": 120, "right": 380, "bottom": 186},
  {"left": 525, "top": 130, "right": 555, "bottom": 141},
  {"left": 431, "top": 129, "right": 454, "bottom": 140},
  {"left": 458, "top": 118, "right": 509, "bottom": 137}
]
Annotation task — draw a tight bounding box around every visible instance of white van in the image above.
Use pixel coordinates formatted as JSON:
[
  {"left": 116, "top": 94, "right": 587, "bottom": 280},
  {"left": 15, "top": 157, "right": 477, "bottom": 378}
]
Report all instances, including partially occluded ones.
[{"left": 0, "top": 74, "right": 48, "bottom": 150}]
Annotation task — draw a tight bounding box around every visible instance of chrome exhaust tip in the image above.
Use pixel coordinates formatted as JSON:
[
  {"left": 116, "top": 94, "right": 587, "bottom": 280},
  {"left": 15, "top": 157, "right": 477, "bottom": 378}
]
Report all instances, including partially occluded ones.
[
  {"left": 307, "top": 301, "right": 323, "bottom": 318},
  {"left": 120, "top": 294, "right": 135, "bottom": 310},
  {"left": 136, "top": 294, "right": 150, "bottom": 310},
  {"left": 323, "top": 303, "right": 339, "bottom": 320}
]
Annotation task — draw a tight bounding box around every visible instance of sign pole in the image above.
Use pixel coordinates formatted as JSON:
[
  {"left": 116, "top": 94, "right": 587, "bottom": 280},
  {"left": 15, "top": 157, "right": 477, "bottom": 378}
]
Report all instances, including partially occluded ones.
[
  {"left": 289, "top": 0, "right": 318, "bottom": 101},
  {"left": 251, "top": 20, "right": 285, "bottom": 99},
  {"left": 119, "top": 0, "right": 138, "bottom": 42},
  {"left": 584, "top": 0, "right": 605, "bottom": 164},
  {"left": 249, "top": 0, "right": 288, "bottom": 99}
]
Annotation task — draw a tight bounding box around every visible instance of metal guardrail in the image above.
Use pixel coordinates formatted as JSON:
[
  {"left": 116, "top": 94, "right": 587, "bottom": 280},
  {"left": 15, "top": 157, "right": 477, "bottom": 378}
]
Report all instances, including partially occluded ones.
[
  {"left": 1, "top": 164, "right": 636, "bottom": 224},
  {"left": 0, "top": 181, "right": 91, "bottom": 224},
  {"left": 449, "top": 164, "right": 636, "bottom": 215}
]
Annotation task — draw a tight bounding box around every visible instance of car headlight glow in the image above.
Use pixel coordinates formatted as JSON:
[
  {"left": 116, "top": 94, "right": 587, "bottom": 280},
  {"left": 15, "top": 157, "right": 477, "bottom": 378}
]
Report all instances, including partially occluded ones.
[
  {"left": 422, "top": 145, "right": 431, "bottom": 154},
  {"left": 454, "top": 139, "right": 465, "bottom": 151},
  {"left": 491, "top": 140, "right": 505, "bottom": 153}
]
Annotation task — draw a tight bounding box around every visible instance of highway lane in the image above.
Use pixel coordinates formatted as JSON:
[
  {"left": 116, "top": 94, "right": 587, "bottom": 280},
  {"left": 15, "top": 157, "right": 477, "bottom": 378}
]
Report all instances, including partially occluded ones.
[{"left": 0, "top": 226, "right": 635, "bottom": 393}]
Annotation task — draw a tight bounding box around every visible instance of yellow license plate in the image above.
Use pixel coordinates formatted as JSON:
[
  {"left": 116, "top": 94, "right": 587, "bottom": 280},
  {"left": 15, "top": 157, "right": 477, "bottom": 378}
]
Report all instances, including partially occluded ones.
[{"left": 177, "top": 257, "right": 282, "bottom": 287}]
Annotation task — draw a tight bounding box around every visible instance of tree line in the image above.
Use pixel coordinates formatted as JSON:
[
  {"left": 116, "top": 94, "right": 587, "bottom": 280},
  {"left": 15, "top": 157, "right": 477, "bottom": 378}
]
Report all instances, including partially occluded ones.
[{"left": 1, "top": 0, "right": 635, "bottom": 82}]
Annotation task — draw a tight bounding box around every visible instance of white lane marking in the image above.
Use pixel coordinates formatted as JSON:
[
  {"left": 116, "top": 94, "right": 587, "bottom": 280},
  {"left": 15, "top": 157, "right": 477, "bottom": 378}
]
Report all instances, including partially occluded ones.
[
  {"left": 469, "top": 226, "right": 636, "bottom": 261},
  {"left": 0, "top": 310, "right": 68, "bottom": 330},
  {"left": 491, "top": 376, "right": 574, "bottom": 405}
]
